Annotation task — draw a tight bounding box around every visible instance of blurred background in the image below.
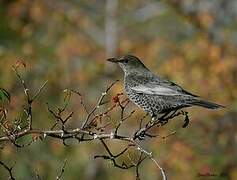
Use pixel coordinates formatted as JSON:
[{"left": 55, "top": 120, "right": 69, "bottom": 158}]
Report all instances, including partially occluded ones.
[{"left": 0, "top": 0, "right": 237, "bottom": 179}]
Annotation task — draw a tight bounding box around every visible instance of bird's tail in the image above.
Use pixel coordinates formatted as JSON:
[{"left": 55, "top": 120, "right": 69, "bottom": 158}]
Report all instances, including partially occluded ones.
[{"left": 189, "top": 99, "right": 225, "bottom": 109}]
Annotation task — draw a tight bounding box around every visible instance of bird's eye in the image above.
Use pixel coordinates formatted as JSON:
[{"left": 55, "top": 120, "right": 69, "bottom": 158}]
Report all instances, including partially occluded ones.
[{"left": 124, "top": 59, "right": 128, "bottom": 63}]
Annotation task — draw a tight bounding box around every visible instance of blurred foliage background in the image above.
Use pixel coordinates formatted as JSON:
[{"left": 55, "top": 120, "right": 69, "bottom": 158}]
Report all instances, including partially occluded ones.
[{"left": 0, "top": 0, "right": 237, "bottom": 179}]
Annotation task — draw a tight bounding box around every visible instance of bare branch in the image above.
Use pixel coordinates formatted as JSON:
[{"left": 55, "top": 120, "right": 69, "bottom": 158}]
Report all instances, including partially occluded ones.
[
  {"left": 56, "top": 159, "right": 67, "bottom": 180},
  {"left": 0, "top": 65, "right": 186, "bottom": 180},
  {"left": 0, "top": 160, "right": 15, "bottom": 180},
  {"left": 81, "top": 79, "right": 119, "bottom": 129},
  {"left": 94, "top": 139, "right": 135, "bottom": 169},
  {"left": 32, "top": 81, "right": 48, "bottom": 101}
]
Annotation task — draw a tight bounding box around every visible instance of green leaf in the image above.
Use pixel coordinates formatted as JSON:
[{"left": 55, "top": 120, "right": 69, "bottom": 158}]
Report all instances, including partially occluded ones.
[{"left": 0, "top": 88, "right": 10, "bottom": 103}]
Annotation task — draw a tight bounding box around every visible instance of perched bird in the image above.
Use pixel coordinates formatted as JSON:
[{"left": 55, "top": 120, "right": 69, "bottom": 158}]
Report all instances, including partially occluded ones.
[{"left": 107, "top": 55, "right": 224, "bottom": 120}]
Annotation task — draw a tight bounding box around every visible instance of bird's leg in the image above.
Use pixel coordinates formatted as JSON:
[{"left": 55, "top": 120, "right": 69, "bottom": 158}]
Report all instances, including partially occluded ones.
[
  {"left": 149, "top": 111, "right": 170, "bottom": 125},
  {"left": 150, "top": 113, "right": 158, "bottom": 122},
  {"left": 146, "top": 113, "right": 157, "bottom": 127}
]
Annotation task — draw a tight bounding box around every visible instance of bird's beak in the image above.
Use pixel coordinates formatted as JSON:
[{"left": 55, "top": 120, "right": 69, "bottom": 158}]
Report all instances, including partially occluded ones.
[
  {"left": 107, "top": 57, "right": 119, "bottom": 63},
  {"left": 107, "top": 57, "right": 124, "bottom": 63}
]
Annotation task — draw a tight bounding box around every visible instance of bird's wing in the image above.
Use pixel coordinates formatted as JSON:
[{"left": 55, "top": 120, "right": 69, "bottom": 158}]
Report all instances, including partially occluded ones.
[
  {"left": 126, "top": 73, "right": 198, "bottom": 97},
  {"left": 130, "top": 80, "right": 198, "bottom": 97},
  {"left": 131, "top": 83, "right": 182, "bottom": 96}
]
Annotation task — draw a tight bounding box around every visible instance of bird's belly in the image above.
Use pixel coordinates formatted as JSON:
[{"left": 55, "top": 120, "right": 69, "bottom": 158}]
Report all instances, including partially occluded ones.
[
  {"left": 125, "top": 88, "right": 188, "bottom": 115},
  {"left": 126, "top": 89, "right": 162, "bottom": 114}
]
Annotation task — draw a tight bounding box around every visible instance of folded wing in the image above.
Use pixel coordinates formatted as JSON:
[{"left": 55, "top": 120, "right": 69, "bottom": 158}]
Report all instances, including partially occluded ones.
[{"left": 130, "top": 81, "right": 195, "bottom": 97}]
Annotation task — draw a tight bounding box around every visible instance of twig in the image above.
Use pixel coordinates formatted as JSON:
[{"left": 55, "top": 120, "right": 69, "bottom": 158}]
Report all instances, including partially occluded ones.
[
  {"left": 135, "top": 152, "right": 146, "bottom": 180},
  {"left": 95, "top": 139, "right": 134, "bottom": 169},
  {"left": 0, "top": 160, "right": 15, "bottom": 180},
  {"left": 81, "top": 80, "right": 119, "bottom": 129},
  {"left": 32, "top": 81, "right": 48, "bottom": 101},
  {"left": 134, "top": 142, "right": 167, "bottom": 180},
  {"left": 56, "top": 159, "right": 67, "bottom": 180}
]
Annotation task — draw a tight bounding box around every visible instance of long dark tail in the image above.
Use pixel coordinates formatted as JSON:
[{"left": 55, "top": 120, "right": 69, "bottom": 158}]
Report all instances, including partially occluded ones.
[{"left": 189, "top": 99, "right": 225, "bottom": 109}]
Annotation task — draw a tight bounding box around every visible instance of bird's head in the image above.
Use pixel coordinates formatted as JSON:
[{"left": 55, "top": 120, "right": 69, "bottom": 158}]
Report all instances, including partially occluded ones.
[{"left": 107, "top": 55, "right": 148, "bottom": 74}]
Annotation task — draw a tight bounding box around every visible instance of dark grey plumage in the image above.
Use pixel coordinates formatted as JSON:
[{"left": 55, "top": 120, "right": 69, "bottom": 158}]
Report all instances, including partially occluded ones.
[{"left": 107, "top": 55, "right": 224, "bottom": 118}]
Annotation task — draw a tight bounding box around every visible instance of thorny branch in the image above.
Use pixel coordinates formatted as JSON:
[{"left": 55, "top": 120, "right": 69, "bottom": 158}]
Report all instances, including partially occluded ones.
[{"left": 0, "top": 65, "right": 188, "bottom": 180}]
